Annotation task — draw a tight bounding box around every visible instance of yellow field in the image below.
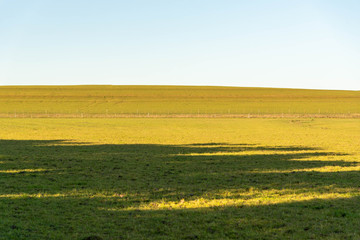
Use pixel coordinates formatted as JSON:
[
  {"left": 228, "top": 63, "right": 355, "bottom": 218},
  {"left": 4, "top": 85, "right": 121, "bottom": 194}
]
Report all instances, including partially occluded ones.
[
  {"left": 0, "top": 85, "right": 359, "bottom": 117},
  {"left": 1, "top": 118, "right": 360, "bottom": 239}
]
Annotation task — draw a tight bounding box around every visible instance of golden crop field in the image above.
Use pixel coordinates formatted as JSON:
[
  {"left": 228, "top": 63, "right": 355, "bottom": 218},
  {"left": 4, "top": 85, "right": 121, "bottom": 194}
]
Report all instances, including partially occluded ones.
[
  {"left": 0, "top": 86, "right": 359, "bottom": 117},
  {"left": 1, "top": 117, "right": 360, "bottom": 239}
]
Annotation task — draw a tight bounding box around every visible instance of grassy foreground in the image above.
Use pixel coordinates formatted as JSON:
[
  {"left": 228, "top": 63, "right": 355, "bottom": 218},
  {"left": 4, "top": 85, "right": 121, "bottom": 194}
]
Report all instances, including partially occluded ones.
[
  {"left": 0, "top": 85, "right": 359, "bottom": 117},
  {"left": 1, "top": 118, "right": 360, "bottom": 239}
]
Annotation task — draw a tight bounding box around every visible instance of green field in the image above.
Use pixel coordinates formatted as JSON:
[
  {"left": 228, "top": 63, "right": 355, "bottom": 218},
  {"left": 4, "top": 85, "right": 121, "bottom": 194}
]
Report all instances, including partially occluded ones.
[
  {"left": 1, "top": 86, "right": 360, "bottom": 239},
  {"left": 0, "top": 86, "right": 359, "bottom": 117},
  {"left": 1, "top": 118, "right": 360, "bottom": 239}
]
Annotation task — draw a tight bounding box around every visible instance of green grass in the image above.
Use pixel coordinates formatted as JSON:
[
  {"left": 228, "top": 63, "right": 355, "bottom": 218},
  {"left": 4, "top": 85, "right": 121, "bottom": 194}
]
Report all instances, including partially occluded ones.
[
  {"left": 0, "top": 85, "right": 359, "bottom": 116},
  {"left": 1, "top": 118, "right": 360, "bottom": 239}
]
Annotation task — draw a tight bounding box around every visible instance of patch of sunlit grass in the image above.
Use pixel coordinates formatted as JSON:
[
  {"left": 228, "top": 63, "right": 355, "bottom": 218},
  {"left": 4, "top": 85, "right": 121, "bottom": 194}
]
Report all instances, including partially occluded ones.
[
  {"left": 0, "top": 191, "right": 128, "bottom": 199},
  {"left": 172, "top": 150, "right": 328, "bottom": 156},
  {"left": 105, "top": 187, "right": 360, "bottom": 211},
  {"left": 0, "top": 168, "right": 52, "bottom": 174},
  {"left": 251, "top": 165, "right": 360, "bottom": 173},
  {"left": 34, "top": 140, "right": 93, "bottom": 147}
]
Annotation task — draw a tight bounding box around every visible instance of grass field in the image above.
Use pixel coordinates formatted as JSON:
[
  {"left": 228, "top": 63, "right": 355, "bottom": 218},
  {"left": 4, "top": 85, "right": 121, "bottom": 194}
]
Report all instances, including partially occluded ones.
[
  {"left": 0, "top": 86, "right": 359, "bottom": 117},
  {"left": 1, "top": 118, "right": 360, "bottom": 239}
]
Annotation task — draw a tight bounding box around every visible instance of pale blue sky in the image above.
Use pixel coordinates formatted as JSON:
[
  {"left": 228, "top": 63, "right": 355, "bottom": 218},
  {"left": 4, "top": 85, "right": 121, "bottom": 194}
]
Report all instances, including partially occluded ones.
[{"left": 1, "top": 0, "right": 359, "bottom": 90}]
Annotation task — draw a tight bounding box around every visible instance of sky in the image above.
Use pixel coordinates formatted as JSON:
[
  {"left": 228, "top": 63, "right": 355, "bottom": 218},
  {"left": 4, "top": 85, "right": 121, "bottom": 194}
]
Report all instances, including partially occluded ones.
[{"left": 1, "top": 0, "right": 360, "bottom": 90}]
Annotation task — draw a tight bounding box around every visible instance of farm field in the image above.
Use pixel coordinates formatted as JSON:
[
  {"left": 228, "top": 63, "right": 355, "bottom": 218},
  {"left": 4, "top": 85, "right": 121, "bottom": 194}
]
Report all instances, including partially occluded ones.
[
  {"left": 0, "top": 86, "right": 359, "bottom": 117},
  {"left": 1, "top": 118, "right": 360, "bottom": 239}
]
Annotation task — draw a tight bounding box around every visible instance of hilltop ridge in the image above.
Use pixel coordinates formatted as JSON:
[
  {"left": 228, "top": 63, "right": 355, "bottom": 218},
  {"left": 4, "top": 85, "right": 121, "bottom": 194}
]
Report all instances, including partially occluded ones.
[{"left": 0, "top": 85, "right": 359, "bottom": 118}]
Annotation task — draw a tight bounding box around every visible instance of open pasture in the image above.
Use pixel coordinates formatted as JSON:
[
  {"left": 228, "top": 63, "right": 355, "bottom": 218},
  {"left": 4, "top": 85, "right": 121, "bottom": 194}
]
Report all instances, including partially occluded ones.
[
  {"left": 0, "top": 86, "right": 359, "bottom": 117},
  {"left": 1, "top": 118, "right": 360, "bottom": 239}
]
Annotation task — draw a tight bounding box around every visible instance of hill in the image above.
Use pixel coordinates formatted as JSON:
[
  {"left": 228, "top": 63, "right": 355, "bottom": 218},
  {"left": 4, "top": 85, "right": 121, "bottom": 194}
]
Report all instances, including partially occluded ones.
[{"left": 0, "top": 85, "right": 359, "bottom": 117}]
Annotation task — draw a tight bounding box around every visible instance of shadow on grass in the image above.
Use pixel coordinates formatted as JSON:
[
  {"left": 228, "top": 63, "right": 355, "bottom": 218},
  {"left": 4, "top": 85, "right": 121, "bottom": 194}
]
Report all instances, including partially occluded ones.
[{"left": 0, "top": 140, "right": 359, "bottom": 239}]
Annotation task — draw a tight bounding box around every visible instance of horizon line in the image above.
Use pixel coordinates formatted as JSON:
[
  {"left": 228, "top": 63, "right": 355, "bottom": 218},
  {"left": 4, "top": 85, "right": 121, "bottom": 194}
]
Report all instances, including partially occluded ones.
[{"left": 0, "top": 84, "right": 358, "bottom": 92}]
